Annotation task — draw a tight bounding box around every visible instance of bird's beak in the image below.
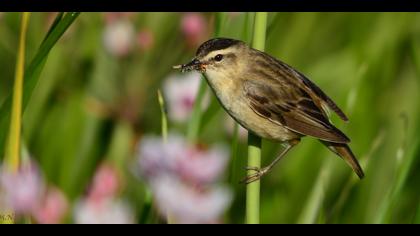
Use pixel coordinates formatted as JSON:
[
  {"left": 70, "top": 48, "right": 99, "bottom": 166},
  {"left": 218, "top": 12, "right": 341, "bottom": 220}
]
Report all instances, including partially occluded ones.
[{"left": 173, "top": 58, "right": 207, "bottom": 73}]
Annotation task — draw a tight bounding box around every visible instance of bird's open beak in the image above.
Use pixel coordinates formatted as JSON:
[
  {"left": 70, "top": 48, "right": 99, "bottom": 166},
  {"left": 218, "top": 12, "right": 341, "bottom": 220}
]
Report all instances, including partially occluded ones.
[{"left": 173, "top": 58, "right": 207, "bottom": 73}]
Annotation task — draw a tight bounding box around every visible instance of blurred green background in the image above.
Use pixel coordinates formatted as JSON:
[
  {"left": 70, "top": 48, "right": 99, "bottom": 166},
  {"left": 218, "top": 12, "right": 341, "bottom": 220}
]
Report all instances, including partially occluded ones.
[{"left": 0, "top": 12, "right": 419, "bottom": 223}]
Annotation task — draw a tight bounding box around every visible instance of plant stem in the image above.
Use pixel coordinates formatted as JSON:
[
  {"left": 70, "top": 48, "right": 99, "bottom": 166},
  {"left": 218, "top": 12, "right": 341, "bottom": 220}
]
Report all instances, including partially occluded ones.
[
  {"left": 246, "top": 134, "right": 262, "bottom": 224},
  {"left": 5, "top": 12, "right": 30, "bottom": 172},
  {"left": 252, "top": 13, "right": 268, "bottom": 51},
  {"left": 157, "top": 89, "right": 176, "bottom": 223},
  {"left": 246, "top": 12, "right": 267, "bottom": 224},
  {"left": 157, "top": 90, "right": 168, "bottom": 143},
  {"left": 186, "top": 80, "right": 207, "bottom": 143},
  {"left": 229, "top": 122, "right": 239, "bottom": 186}
]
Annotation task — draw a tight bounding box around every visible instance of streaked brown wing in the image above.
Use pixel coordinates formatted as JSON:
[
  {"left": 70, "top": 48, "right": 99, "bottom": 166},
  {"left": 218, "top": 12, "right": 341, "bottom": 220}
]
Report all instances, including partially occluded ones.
[
  {"left": 244, "top": 80, "right": 350, "bottom": 143},
  {"left": 253, "top": 49, "right": 349, "bottom": 122}
]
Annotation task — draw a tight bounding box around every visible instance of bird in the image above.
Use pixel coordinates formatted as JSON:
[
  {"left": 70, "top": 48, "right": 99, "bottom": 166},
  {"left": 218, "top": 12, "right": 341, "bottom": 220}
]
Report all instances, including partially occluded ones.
[{"left": 173, "top": 37, "right": 364, "bottom": 184}]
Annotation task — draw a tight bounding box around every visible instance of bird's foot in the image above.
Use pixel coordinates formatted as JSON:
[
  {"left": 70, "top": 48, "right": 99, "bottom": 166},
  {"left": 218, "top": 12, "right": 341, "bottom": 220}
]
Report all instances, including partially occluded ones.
[{"left": 240, "top": 166, "right": 271, "bottom": 184}]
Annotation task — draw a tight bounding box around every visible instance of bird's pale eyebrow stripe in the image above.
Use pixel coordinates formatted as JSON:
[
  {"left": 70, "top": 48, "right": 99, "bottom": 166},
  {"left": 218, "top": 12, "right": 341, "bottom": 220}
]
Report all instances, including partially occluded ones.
[{"left": 204, "top": 49, "right": 231, "bottom": 60}]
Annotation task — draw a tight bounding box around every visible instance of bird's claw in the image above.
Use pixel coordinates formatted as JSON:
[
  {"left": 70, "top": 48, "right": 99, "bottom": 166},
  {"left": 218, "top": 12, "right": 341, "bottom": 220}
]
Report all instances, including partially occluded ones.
[
  {"left": 240, "top": 166, "right": 270, "bottom": 184},
  {"left": 243, "top": 166, "right": 260, "bottom": 171}
]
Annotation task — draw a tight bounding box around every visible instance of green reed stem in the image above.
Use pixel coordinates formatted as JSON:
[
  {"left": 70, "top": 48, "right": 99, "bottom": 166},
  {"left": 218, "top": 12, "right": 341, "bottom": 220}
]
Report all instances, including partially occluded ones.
[
  {"left": 141, "top": 90, "right": 169, "bottom": 224},
  {"left": 157, "top": 90, "right": 168, "bottom": 142},
  {"left": 141, "top": 90, "right": 168, "bottom": 224},
  {"left": 0, "top": 12, "right": 30, "bottom": 225},
  {"left": 229, "top": 122, "right": 239, "bottom": 186},
  {"left": 246, "top": 12, "right": 267, "bottom": 224},
  {"left": 186, "top": 80, "right": 207, "bottom": 143},
  {"left": 246, "top": 134, "right": 262, "bottom": 224},
  {"left": 157, "top": 89, "right": 177, "bottom": 223},
  {"left": 5, "top": 12, "right": 30, "bottom": 172}
]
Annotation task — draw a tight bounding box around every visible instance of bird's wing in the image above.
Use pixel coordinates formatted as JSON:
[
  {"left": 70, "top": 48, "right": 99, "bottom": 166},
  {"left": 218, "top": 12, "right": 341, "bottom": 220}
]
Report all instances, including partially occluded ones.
[
  {"left": 254, "top": 50, "right": 349, "bottom": 122},
  {"left": 243, "top": 79, "right": 350, "bottom": 143}
]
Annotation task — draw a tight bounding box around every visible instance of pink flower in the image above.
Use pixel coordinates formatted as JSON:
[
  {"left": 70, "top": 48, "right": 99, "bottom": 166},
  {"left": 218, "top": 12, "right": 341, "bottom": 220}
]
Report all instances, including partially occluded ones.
[
  {"left": 0, "top": 163, "right": 45, "bottom": 215},
  {"left": 103, "top": 19, "right": 135, "bottom": 57},
  {"left": 74, "top": 162, "right": 133, "bottom": 224},
  {"left": 136, "top": 133, "right": 232, "bottom": 223},
  {"left": 138, "top": 133, "right": 228, "bottom": 184},
  {"left": 33, "top": 188, "right": 68, "bottom": 224},
  {"left": 137, "top": 134, "right": 183, "bottom": 178},
  {"left": 176, "top": 145, "right": 228, "bottom": 185},
  {"left": 74, "top": 198, "right": 134, "bottom": 224},
  {"left": 137, "top": 29, "right": 154, "bottom": 51},
  {"left": 150, "top": 175, "right": 232, "bottom": 224},
  {"left": 181, "top": 13, "right": 208, "bottom": 48},
  {"left": 163, "top": 72, "right": 209, "bottom": 123},
  {"left": 87, "top": 163, "right": 120, "bottom": 203}
]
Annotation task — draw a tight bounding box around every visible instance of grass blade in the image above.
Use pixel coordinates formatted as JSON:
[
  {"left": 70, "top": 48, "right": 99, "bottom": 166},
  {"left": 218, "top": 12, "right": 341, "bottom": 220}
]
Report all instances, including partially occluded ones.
[
  {"left": 0, "top": 12, "right": 80, "bottom": 158},
  {"left": 4, "top": 12, "right": 30, "bottom": 171},
  {"left": 157, "top": 89, "right": 168, "bottom": 142}
]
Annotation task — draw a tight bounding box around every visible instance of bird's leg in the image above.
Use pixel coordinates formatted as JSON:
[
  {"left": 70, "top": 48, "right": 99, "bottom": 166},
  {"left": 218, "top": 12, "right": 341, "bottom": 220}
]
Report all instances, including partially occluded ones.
[{"left": 241, "top": 138, "right": 300, "bottom": 184}]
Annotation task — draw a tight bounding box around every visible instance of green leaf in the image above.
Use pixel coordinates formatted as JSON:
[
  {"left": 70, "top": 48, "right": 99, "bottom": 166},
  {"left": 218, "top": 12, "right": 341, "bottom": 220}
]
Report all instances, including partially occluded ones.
[{"left": 0, "top": 12, "right": 80, "bottom": 158}]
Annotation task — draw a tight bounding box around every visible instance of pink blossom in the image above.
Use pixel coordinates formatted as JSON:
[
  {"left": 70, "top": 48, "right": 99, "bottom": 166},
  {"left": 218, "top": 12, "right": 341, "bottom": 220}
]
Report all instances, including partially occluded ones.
[
  {"left": 150, "top": 175, "right": 232, "bottom": 224},
  {"left": 74, "top": 198, "right": 134, "bottom": 224},
  {"left": 0, "top": 163, "right": 45, "bottom": 215},
  {"left": 103, "top": 19, "right": 135, "bottom": 57},
  {"left": 138, "top": 133, "right": 228, "bottom": 184},
  {"left": 175, "top": 145, "right": 228, "bottom": 185},
  {"left": 181, "top": 13, "right": 208, "bottom": 48},
  {"left": 137, "top": 29, "right": 154, "bottom": 51},
  {"left": 33, "top": 188, "right": 68, "bottom": 224},
  {"left": 87, "top": 163, "right": 120, "bottom": 203},
  {"left": 136, "top": 133, "right": 232, "bottom": 223},
  {"left": 73, "top": 162, "right": 133, "bottom": 224},
  {"left": 163, "top": 72, "right": 209, "bottom": 123},
  {"left": 137, "top": 134, "right": 183, "bottom": 178}
]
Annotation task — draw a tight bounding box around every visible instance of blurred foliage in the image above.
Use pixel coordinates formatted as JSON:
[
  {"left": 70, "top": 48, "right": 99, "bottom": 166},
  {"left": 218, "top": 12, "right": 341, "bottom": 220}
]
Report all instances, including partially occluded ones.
[{"left": 0, "top": 12, "right": 419, "bottom": 223}]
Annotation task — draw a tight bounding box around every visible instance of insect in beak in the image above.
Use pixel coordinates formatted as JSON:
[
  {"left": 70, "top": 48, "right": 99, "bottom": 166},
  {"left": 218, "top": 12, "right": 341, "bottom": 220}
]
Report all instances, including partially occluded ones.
[{"left": 173, "top": 58, "right": 207, "bottom": 73}]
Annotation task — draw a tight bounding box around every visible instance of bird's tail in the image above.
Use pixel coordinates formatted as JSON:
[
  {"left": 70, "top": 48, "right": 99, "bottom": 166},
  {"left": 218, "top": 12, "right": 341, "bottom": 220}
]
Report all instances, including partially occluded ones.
[{"left": 320, "top": 140, "right": 364, "bottom": 179}]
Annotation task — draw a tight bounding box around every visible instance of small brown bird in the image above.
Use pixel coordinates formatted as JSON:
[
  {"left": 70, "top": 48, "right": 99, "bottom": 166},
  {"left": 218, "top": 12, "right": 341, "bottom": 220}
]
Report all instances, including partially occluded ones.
[{"left": 174, "top": 38, "right": 364, "bottom": 184}]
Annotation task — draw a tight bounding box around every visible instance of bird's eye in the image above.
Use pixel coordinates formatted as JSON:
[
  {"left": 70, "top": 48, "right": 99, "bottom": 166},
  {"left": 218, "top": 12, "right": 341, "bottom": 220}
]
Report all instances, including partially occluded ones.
[{"left": 214, "top": 54, "right": 223, "bottom": 62}]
